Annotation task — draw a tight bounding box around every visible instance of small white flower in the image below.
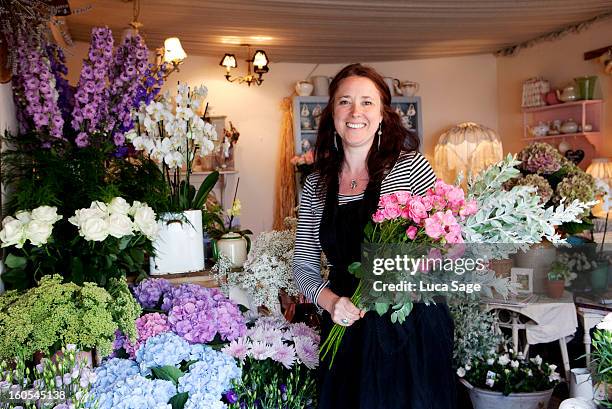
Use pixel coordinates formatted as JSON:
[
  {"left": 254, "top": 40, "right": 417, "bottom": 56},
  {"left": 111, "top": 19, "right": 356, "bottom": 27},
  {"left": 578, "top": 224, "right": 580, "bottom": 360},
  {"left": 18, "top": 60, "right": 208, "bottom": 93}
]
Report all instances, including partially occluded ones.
[
  {"left": 527, "top": 369, "right": 533, "bottom": 377},
  {"left": 510, "top": 360, "right": 519, "bottom": 369},
  {"left": 498, "top": 354, "right": 510, "bottom": 366},
  {"left": 464, "top": 363, "right": 472, "bottom": 371},
  {"left": 456, "top": 367, "right": 466, "bottom": 377},
  {"left": 530, "top": 355, "right": 543, "bottom": 366},
  {"left": 487, "top": 358, "right": 495, "bottom": 365}
]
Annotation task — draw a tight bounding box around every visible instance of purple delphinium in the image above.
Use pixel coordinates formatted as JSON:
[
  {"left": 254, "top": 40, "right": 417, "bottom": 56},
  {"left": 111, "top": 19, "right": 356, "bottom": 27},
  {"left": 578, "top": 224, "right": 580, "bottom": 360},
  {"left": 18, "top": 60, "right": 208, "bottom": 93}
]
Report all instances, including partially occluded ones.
[
  {"left": 46, "top": 43, "right": 74, "bottom": 127},
  {"left": 10, "top": 29, "right": 64, "bottom": 138},
  {"left": 107, "top": 33, "right": 149, "bottom": 147},
  {"left": 163, "top": 284, "right": 247, "bottom": 343},
  {"left": 133, "top": 278, "right": 172, "bottom": 309},
  {"left": 133, "top": 63, "right": 167, "bottom": 108},
  {"left": 71, "top": 27, "right": 114, "bottom": 145}
]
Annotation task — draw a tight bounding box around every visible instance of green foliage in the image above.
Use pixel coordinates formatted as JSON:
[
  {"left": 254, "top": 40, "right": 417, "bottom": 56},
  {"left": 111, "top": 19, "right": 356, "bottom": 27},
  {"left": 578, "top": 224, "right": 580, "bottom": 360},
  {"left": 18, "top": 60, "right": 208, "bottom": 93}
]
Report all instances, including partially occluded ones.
[
  {"left": 591, "top": 329, "right": 612, "bottom": 386},
  {"left": 106, "top": 276, "right": 142, "bottom": 342},
  {"left": 0, "top": 275, "right": 124, "bottom": 360},
  {"left": 228, "top": 358, "right": 317, "bottom": 409}
]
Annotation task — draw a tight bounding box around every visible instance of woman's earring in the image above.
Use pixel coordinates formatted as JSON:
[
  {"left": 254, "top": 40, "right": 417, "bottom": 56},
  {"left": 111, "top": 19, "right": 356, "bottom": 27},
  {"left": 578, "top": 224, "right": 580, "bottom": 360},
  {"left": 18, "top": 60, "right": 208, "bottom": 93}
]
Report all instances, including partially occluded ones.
[
  {"left": 377, "top": 124, "right": 382, "bottom": 150},
  {"left": 333, "top": 131, "right": 338, "bottom": 150}
]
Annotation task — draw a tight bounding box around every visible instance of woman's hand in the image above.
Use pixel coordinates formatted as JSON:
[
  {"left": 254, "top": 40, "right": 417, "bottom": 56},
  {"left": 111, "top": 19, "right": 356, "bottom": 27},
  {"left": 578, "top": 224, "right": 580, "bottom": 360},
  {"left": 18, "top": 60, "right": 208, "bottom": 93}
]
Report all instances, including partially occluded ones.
[{"left": 317, "top": 288, "right": 365, "bottom": 326}]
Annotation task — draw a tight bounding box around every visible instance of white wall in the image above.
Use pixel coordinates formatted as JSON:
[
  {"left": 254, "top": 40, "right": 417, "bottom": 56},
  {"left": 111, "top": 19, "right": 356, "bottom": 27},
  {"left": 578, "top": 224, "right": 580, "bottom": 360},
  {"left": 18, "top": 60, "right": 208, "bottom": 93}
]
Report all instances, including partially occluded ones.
[
  {"left": 0, "top": 83, "right": 17, "bottom": 134},
  {"left": 65, "top": 44, "right": 499, "bottom": 235}
]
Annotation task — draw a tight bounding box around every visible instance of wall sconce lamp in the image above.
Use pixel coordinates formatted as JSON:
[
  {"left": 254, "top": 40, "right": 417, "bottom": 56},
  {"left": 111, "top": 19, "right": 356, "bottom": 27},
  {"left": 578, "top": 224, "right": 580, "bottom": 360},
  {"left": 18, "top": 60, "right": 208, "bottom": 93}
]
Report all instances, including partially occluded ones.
[
  {"left": 156, "top": 37, "right": 187, "bottom": 78},
  {"left": 220, "top": 45, "right": 270, "bottom": 86}
]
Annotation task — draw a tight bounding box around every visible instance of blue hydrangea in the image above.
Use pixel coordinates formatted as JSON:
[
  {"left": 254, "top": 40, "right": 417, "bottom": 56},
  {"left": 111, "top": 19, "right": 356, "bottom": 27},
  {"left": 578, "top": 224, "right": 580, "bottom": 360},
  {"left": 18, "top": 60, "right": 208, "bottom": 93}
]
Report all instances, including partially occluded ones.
[
  {"left": 178, "top": 348, "right": 241, "bottom": 398},
  {"left": 92, "top": 374, "right": 176, "bottom": 409},
  {"left": 91, "top": 358, "right": 140, "bottom": 394},
  {"left": 184, "top": 392, "right": 228, "bottom": 409},
  {"left": 136, "top": 332, "right": 191, "bottom": 375}
]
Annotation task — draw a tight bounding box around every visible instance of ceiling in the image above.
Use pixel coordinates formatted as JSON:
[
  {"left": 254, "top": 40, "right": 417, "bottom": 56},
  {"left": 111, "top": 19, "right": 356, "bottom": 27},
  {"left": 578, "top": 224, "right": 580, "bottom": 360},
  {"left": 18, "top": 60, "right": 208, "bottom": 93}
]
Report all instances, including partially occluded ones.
[{"left": 64, "top": 0, "right": 612, "bottom": 63}]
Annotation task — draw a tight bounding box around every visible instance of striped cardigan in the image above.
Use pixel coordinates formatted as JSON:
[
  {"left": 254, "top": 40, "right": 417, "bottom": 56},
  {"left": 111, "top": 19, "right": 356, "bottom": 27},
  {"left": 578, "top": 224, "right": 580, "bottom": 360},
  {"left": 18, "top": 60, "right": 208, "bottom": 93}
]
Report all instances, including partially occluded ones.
[{"left": 292, "top": 150, "right": 437, "bottom": 307}]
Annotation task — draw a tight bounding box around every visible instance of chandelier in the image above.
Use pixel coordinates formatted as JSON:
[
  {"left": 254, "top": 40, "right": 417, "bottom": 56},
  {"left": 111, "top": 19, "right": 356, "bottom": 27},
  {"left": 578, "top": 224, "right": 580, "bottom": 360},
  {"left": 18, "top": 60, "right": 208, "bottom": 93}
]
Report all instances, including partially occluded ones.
[{"left": 220, "top": 45, "right": 270, "bottom": 86}]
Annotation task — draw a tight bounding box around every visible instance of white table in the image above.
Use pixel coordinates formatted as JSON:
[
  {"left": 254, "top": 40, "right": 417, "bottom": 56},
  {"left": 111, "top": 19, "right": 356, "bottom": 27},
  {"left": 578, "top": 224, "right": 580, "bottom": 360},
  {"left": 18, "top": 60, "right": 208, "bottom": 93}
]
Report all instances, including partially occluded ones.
[
  {"left": 574, "top": 300, "right": 612, "bottom": 366},
  {"left": 483, "top": 291, "right": 578, "bottom": 380}
]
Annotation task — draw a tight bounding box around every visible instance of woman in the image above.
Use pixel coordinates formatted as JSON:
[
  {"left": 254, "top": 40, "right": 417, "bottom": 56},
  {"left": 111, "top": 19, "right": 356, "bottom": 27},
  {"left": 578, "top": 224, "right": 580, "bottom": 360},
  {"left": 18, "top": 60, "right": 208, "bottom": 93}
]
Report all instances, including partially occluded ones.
[{"left": 293, "top": 64, "right": 456, "bottom": 409}]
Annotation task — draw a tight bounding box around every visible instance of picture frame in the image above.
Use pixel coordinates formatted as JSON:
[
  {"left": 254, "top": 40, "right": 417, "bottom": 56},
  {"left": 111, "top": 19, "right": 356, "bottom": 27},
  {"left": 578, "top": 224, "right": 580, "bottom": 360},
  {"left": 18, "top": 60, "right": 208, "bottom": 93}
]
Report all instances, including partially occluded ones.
[{"left": 511, "top": 268, "right": 534, "bottom": 294}]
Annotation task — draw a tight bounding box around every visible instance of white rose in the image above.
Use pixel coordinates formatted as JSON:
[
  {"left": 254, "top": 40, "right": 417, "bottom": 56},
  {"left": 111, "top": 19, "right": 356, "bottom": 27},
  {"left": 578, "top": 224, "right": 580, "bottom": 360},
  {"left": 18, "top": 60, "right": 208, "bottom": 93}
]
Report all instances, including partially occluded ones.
[
  {"left": 69, "top": 208, "right": 107, "bottom": 227},
  {"left": 107, "top": 214, "right": 134, "bottom": 238},
  {"left": 31, "top": 206, "right": 62, "bottom": 224},
  {"left": 498, "top": 354, "right": 510, "bottom": 366},
  {"left": 134, "top": 205, "right": 156, "bottom": 228},
  {"left": 108, "top": 197, "right": 131, "bottom": 215},
  {"left": 456, "top": 367, "right": 466, "bottom": 377},
  {"left": 15, "top": 210, "right": 32, "bottom": 224},
  {"left": 139, "top": 221, "right": 159, "bottom": 240},
  {"left": 0, "top": 218, "right": 26, "bottom": 248},
  {"left": 80, "top": 217, "right": 109, "bottom": 242},
  {"left": 129, "top": 201, "right": 143, "bottom": 216},
  {"left": 90, "top": 201, "right": 108, "bottom": 215},
  {"left": 25, "top": 220, "right": 53, "bottom": 246}
]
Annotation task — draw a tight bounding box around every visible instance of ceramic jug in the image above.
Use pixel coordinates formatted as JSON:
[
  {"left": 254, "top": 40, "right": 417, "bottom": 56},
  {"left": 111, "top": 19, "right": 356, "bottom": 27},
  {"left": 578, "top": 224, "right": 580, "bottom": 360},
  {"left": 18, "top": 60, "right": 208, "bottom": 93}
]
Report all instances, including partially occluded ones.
[
  {"left": 311, "top": 76, "right": 332, "bottom": 96},
  {"left": 295, "top": 81, "right": 313, "bottom": 96},
  {"left": 569, "top": 368, "right": 593, "bottom": 400},
  {"left": 400, "top": 81, "right": 419, "bottom": 97},
  {"left": 214, "top": 232, "right": 249, "bottom": 268}
]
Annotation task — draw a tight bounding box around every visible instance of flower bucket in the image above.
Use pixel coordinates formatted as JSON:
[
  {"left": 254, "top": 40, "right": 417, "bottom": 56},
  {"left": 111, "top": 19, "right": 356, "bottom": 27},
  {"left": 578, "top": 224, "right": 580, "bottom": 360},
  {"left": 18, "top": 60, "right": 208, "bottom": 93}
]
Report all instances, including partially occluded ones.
[
  {"left": 461, "top": 379, "right": 554, "bottom": 409},
  {"left": 150, "top": 210, "right": 204, "bottom": 275},
  {"left": 214, "top": 232, "right": 248, "bottom": 268}
]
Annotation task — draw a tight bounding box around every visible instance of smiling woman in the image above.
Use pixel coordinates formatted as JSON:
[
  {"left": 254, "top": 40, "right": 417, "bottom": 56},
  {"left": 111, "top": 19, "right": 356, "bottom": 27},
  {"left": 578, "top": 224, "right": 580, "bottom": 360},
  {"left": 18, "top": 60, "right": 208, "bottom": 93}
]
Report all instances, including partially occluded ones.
[{"left": 293, "top": 63, "right": 454, "bottom": 409}]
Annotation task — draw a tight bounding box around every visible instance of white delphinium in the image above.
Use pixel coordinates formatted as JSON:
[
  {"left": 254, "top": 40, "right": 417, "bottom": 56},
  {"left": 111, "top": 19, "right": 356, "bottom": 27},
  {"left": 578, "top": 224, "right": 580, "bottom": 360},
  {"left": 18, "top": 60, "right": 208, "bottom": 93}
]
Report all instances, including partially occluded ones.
[{"left": 0, "top": 206, "right": 61, "bottom": 248}]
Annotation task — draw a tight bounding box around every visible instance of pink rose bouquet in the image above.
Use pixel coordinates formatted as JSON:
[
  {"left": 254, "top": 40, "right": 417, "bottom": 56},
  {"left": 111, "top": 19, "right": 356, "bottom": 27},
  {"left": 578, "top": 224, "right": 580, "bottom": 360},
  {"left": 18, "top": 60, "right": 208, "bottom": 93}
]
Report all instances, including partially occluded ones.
[{"left": 321, "top": 179, "right": 479, "bottom": 367}]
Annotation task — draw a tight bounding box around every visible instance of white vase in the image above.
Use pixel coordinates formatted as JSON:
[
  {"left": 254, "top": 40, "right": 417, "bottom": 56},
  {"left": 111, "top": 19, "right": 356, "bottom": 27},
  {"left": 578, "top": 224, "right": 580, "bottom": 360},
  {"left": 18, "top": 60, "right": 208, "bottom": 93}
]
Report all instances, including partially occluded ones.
[
  {"left": 215, "top": 232, "right": 248, "bottom": 268},
  {"left": 150, "top": 210, "right": 205, "bottom": 275}
]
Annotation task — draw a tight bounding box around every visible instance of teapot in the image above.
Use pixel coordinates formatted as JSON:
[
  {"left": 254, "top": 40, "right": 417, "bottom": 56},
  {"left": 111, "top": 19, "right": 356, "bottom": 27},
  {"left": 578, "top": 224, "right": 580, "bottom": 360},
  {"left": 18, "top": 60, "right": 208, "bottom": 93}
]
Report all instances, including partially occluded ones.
[
  {"left": 556, "top": 84, "right": 580, "bottom": 102},
  {"left": 560, "top": 119, "right": 578, "bottom": 134}
]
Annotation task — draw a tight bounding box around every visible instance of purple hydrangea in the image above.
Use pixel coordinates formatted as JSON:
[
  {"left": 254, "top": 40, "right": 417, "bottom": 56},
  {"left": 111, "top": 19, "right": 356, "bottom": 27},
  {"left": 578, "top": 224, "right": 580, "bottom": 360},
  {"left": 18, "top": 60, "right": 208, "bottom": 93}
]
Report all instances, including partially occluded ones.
[
  {"left": 124, "top": 313, "right": 171, "bottom": 358},
  {"left": 71, "top": 27, "right": 114, "bottom": 144},
  {"left": 518, "top": 142, "right": 564, "bottom": 174},
  {"left": 107, "top": 33, "right": 149, "bottom": 146},
  {"left": 163, "top": 284, "right": 247, "bottom": 343},
  {"left": 133, "top": 278, "right": 172, "bottom": 309},
  {"left": 10, "top": 29, "right": 64, "bottom": 138}
]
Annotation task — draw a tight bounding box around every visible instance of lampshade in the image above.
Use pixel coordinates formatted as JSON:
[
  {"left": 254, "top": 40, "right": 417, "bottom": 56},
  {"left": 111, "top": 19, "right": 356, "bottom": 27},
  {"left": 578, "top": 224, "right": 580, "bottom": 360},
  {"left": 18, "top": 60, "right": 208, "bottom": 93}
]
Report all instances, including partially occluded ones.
[
  {"left": 434, "top": 122, "right": 503, "bottom": 184},
  {"left": 586, "top": 158, "right": 612, "bottom": 186},
  {"left": 163, "top": 37, "right": 187, "bottom": 64},
  {"left": 252, "top": 50, "right": 269, "bottom": 69},
  {"left": 220, "top": 53, "right": 237, "bottom": 69}
]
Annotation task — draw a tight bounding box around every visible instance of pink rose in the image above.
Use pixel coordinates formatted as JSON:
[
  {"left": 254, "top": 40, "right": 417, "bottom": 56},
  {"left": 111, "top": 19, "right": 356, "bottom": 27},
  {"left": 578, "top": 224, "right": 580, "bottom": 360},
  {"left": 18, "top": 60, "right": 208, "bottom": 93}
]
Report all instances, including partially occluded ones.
[
  {"left": 438, "top": 210, "right": 458, "bottom": 227},
  {"left": 460, "top": 200, "right": 478, "bottom": 218},
  {"left": 433, "top": 179, "right": 451, "bottom": 195},
  {"left": 406, "top": 226, "right": 418, "bottom": 240},
  {"left": 424, "top": 217, "right": 445, "bottom": 239},
  {"left": 383, "top": 204, "right": 401, "bottom": 220},
  {"left": 407, "top": 200, "right": 428, "bottom": 224},
  {"left": 303, "top": 150, "right": 314, "bottom": 164},
  {"left": 395, "top": 191, "right": 412, "bottom": 206},
  {"left": 444, "top": 230, "right": 464, "bottom": 244},
  {"left": 379, "top": 194, "right": 398, "bottom": 208},
  {"left": 372, "top": 210, "right": 385, "bottom": 223}
]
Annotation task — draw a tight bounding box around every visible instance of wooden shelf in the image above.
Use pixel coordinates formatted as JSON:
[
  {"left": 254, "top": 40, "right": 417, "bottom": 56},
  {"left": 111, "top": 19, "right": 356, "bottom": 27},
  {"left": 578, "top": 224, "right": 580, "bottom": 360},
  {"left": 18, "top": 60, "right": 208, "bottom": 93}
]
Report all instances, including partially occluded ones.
[
  {"left": 522, "top": 99, "right": 603, "bottom": 113},
  {"left": 182, "top": 169, "right": 239, "bottom": 176},
  {"left": 522, "top": 131, "right": 601, "bottom": 141}
]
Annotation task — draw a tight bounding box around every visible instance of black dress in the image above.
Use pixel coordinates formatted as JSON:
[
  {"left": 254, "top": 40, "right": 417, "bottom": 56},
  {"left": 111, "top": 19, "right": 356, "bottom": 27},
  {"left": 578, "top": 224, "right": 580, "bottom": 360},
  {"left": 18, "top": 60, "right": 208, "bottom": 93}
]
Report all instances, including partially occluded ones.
[{"left": 317, "top": 179, "right": 457, "bottom": 409}]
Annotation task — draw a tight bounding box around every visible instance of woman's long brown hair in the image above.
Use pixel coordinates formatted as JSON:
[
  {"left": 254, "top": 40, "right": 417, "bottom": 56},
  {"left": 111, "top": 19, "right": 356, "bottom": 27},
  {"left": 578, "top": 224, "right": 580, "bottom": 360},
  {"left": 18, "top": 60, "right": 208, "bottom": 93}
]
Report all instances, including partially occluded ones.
[{"left": 313, "top": 63, "right": 419, "bottom": 196}]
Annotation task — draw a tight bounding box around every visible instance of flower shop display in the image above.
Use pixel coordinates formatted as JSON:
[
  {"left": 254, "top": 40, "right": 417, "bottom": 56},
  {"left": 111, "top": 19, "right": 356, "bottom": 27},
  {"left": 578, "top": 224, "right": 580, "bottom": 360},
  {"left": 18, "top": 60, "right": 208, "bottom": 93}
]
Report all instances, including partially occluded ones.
[
  {"left": 0, "top": 275, "right": 140, "bottom": 360},
  {"left": 512, "top": 142, "right": 599, "bottom": 235},
  {"left": 457, "top": 350, "right": 561, "bottom": 409},
  {"left": 91, "top": 332, "right": 241, "bottom": 409},
  {"left": 0, "top": 344, "right": 97, "bottom": 409},
  {"left": 590, "top": 315, "right": 612, "bottom": 407},
  {"left": 222, "top": 315, "right": 318, "bottom": 408},
  {"left": 0, "top": 197, "right": 158, "bottom": 289}
]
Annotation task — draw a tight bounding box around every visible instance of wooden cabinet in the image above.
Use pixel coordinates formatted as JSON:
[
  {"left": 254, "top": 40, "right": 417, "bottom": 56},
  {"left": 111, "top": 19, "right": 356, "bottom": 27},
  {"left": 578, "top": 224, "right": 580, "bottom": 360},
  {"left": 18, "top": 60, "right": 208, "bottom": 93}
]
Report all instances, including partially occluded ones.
[
  {"left": 292, "top": 96, "right": 423, "bottom": 156},
  {"left": 522, "top": 100, "right": 604, "bottom": 151}
]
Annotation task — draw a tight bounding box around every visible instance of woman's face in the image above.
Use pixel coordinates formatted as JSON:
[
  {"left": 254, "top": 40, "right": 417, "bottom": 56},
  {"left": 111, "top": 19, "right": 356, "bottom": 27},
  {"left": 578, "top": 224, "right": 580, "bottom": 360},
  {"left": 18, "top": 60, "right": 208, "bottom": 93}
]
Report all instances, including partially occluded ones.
[{"left": 332, "top": 76, "right": 383, "bottom": 149}]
